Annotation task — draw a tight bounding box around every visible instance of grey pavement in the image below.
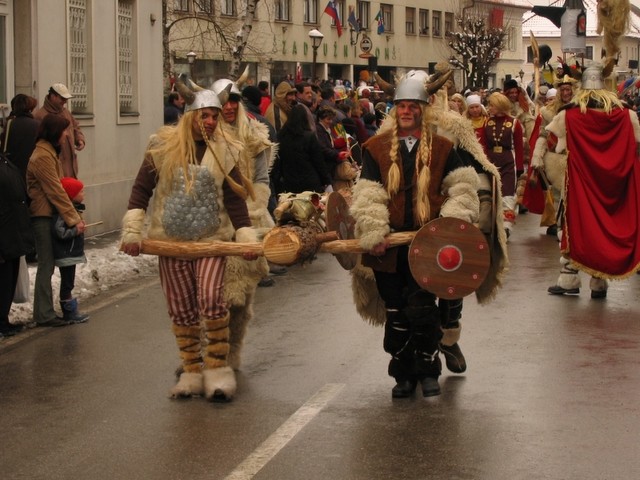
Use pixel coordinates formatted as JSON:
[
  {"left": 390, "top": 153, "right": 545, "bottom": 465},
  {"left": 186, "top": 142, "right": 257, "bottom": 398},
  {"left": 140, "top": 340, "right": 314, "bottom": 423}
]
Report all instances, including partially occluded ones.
[{"left": 1, "top": 212, "right": 639, "bottom": 480}]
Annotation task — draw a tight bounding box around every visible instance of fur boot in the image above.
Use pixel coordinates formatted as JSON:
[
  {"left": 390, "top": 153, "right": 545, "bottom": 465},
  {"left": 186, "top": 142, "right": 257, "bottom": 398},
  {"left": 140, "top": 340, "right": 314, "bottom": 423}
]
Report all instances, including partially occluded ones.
[
  {"left": 548, "top": 257, "right": 582, "bottom": 294},
  {"left": 203, "top": 314, "right": 230, "bottom": 369},
  {"left": 202, "top": 367, "right": 237, "bottom": 402},
  {"left": 589, "top": 277, "right": 608, "bottom": 299},
  {"left": 203, "top": 313, "right": 236, "bottom": 401},
  {"left": 170, "top": 324, "right": 204, "bottom": 398}
]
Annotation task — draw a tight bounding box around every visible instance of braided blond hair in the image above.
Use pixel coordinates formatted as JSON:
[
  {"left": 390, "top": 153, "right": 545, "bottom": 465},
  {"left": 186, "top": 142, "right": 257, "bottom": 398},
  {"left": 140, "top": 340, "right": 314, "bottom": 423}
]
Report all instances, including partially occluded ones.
[
  {"left": 414, "top": 107, "right": 433, "bottom": 225},
  {"left": 384, "top": 103, "right": 434, "bottom": 225}
]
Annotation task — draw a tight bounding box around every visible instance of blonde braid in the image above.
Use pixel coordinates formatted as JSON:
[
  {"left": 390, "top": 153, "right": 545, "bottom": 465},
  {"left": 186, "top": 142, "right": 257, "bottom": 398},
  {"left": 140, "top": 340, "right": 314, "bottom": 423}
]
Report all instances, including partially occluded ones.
[
  {"left": 414, "top": 104, "right": 433, "bottom": 225},
  {"left": 387, "top": 114, "right": 401, "bottom": 195}
]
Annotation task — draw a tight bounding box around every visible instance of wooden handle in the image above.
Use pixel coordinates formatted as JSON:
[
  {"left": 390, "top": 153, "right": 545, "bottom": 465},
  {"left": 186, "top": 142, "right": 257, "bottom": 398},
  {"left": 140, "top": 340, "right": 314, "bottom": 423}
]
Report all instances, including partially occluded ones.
[
  {"left": 320, "top": 231, "right": 416, "bottom": 254},
  {"left": 140, "top": 239, "right": 264, "bottom": 259},
  {"left": 139, "top": 231, "right": 415, "bottom": 262}
]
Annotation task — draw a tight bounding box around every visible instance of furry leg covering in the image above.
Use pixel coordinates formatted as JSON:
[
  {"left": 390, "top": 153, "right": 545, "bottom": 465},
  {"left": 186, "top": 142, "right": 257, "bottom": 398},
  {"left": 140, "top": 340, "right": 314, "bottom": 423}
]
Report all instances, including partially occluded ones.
[
  {"left": 556, "top": 257, "right": 582, "bottom": 290},
  {"left": 440, "top": 325, "right": 461, "bottom": 347},
  {"left": 227, "top": 298, "right": 254, "bottom": 371},
  {"left": 203, "top": 313, "right": 236, "bottom": 401},
  {"left": 170, "top": 324, "right": 204, "bottom": 398}
]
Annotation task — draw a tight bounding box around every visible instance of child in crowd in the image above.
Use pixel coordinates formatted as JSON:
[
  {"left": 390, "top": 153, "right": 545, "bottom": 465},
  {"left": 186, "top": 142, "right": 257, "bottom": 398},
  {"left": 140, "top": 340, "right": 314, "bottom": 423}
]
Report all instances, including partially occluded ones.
[{"left": 51, "top": 177, "right": 89, "bottom": 323}]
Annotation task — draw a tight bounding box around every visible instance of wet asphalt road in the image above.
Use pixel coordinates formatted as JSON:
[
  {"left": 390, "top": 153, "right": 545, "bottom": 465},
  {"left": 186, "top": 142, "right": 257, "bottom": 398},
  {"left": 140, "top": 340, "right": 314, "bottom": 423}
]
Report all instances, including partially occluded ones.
[{"left": 1, "top": 212, "right": 639, "bottom": 480}]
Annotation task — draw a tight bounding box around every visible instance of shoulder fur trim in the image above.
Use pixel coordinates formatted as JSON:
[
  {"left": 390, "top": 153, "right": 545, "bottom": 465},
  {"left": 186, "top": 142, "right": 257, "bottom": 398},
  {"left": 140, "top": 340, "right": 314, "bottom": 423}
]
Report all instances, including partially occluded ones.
[
  {"left": 440, "top": 166, "right": 480, "bottom": 224},
  {"left": 121, "top": 208, "right": 146, "bottom": 245},
  {"left": 546, "top": 109, "right": 567, "bottom": 139},
  {"left": 351, "top": 179, "right": 390, "bottom": 250}
]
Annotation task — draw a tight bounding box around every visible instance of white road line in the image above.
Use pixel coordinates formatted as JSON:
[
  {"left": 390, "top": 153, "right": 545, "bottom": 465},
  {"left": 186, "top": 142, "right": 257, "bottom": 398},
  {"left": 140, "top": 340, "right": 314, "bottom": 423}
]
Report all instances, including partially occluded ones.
[{"left": 224, "top": 383, "right": 345, "bottom": 480}]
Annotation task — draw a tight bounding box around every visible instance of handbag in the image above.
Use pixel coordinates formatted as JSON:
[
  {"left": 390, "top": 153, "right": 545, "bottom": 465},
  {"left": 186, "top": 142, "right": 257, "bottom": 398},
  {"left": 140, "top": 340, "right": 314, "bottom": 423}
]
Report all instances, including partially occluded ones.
[
  {"left": 521, "top": 168, "right": 546, "bottom": 214},
  {"left": 13, "top": 256, "right": 30, "bottom": 304}
]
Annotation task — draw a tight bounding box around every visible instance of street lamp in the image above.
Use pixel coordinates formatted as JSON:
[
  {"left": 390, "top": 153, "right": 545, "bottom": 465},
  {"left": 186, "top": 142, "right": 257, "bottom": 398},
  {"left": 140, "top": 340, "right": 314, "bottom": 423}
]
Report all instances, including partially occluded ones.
[
  {"left": 308, "top": 28, "right": 324, "bottom": 82},
  {"left": 187, "top": 51, "right": 197, "bottom": 80},
  {"left": 518, "top": 68, "right": 525, "bottom": 83}
]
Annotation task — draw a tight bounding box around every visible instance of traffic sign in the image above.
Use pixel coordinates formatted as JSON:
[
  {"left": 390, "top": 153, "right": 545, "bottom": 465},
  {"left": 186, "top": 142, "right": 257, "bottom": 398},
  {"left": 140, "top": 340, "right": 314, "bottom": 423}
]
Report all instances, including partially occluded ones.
[{"left": 360, "top": 35, "right": 372, "bottom": 54}]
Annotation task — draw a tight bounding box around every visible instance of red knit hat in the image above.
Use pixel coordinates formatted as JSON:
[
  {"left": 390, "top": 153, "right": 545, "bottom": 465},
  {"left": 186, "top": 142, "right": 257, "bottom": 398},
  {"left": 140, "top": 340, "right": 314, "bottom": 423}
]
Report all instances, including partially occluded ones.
[{"left": 60, "top": 177, "right": 84, "bottom": 200}]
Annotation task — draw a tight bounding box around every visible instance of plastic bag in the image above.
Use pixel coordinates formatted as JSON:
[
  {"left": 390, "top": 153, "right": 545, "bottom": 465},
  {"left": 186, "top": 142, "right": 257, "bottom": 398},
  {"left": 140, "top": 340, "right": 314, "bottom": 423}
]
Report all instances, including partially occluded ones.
[{"left": 13, "top": 256, "right": 30, "bottom": 304}]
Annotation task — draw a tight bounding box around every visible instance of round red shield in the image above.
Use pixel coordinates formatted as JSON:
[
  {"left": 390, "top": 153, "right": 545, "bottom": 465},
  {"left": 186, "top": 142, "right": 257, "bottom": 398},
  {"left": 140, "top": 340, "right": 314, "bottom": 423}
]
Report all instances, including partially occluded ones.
[{"left": 408, "top": 217, "right": 490, "bottom": 299}]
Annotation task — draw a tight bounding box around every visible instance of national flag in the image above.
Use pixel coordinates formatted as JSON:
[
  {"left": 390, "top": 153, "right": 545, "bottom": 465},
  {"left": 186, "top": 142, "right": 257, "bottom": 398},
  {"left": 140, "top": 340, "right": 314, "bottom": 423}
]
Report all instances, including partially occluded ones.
[
  {"left": 296, "top": 62, "right": 303, "bottom": 83},
  {"left": 375, "top": 9, "right": 384, "bottom": 35},
  {"left": 348, "top": 5, "right": 359, "bottom": 32},
  {"left": 324, "top": 1, "right": 343, "bottom": 37}
]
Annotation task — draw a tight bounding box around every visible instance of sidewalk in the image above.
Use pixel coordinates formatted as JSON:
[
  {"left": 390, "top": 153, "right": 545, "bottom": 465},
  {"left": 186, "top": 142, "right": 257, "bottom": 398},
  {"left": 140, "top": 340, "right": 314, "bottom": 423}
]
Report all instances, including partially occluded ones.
[{"left": 7, "top": 230, "right": 159, "bottom": 328}]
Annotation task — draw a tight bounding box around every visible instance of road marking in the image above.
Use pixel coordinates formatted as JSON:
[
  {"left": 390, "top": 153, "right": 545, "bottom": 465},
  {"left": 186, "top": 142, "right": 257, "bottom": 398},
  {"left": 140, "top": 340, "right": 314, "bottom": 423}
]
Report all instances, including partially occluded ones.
[{"left": 224, "top": 383, "right": 345, "bottom": 480}]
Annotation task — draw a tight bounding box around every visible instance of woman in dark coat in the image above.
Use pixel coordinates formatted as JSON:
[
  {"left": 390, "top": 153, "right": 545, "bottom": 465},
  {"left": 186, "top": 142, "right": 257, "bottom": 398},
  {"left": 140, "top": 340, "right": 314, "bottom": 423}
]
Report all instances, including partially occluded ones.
[
  {"left": 0, "top": 154, "right": 34, "bottom": 336},
  {"left": 1, "top": 94, "right": 39, "bottom": 180},
  {"left": 278, "top": 104, "right": 332, "bottom": 193}
]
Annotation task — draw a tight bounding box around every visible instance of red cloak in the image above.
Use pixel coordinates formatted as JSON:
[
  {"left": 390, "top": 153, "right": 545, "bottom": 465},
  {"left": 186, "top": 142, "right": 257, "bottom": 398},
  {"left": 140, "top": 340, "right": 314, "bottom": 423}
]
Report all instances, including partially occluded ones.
[{"left": 561, "top": 107, "right": 640, "bottom": 278}]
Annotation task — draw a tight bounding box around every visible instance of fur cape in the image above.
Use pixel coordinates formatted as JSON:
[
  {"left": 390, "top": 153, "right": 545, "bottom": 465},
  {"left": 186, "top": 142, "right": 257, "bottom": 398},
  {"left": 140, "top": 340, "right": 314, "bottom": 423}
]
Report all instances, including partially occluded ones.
[{"left": 350, "top": 110, "right": 509, "bottom": 327}]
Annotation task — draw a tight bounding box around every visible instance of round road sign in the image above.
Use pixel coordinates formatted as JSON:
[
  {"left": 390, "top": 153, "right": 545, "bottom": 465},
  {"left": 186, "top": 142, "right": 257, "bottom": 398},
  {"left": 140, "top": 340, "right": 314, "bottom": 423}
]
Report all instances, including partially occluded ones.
[{"left": 360, "top": 36, "right": 372, "bottom": 54}]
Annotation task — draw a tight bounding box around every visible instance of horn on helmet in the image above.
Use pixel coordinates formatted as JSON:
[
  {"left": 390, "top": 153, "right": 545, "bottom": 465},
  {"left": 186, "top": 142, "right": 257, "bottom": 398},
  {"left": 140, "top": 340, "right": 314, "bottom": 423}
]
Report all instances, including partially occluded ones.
[
  {"left": 236, "top": 65, "right": 250, "bottom": 89},
  {"left": 375, "top": 72, "right": 395, "bottom": 96},
  {"left": 217, "top": 83, "right": 233, "bottom": 106},
  {"left": 174, "top": 79, "right": 196, "bottom": 106},
  {"left": 426, "top": 70, "right": 453, "bottom": 96}
]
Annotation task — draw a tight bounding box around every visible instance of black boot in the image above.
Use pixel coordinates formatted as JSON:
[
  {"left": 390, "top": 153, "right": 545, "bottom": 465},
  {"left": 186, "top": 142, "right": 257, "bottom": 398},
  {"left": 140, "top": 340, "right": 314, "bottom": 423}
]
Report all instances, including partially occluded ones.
[
  {"left": 419, "top": 375, "right": 441, "bottom": 397},
  {"left": 391, "top": 379, "right": 417, "bottom": 398}
]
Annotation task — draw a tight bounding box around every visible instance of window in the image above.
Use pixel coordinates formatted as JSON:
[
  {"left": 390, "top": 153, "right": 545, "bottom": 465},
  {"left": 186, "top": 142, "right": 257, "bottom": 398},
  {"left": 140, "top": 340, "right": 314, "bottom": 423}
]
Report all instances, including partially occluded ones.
[
  {"left": 195, "top": 0, "right": 213, "bottom": 14},
  {"left": 381, "top": 3, "right": 392, "bottom": 33},
  {"left": 275, "top": 0, "right": 290, "bottom": 21},
  {"left": 220, "top": 0, "right": 235, "bottom": 16},
  {"left": 444, "top": 12, "right": 453, "bottom": 35},
  {"left": 68, "top": 0, "right": 92, "bottom": 114},
  {"left": 358, "top": 1, "right": 370, "bottom": 31},
  {"left": 117, "top": 0, "right": 138, "bottom": 116},
  {"left": 332, "top": 0, "right": 345, "bottom": 29},
  {"left": 433, "top": 10, "right": 441, "bottom": 37},
  {"left": 419, "top": 9, "right": 429, "bottom": 35},
  {"left": 304, "top": 0, "right": 317, "bottom": 24},
  {"left": 585, "top": 45, "right": 593, "bottom": 60},
  {"left": 175, "top": 0, "right": 190, "bottom": 12},
  {"left": 406, "top": 7, "right": 415, "bottom": 35},
  {"left": 507, "top": 26, "right": 516, "bottom": 51}
]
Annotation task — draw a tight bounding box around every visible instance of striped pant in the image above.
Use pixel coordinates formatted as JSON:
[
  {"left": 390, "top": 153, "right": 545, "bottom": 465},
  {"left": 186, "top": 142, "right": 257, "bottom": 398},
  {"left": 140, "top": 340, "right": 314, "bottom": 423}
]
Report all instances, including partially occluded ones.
[{"left": 158, "top": 256, "right": 227, "bottom": 326}]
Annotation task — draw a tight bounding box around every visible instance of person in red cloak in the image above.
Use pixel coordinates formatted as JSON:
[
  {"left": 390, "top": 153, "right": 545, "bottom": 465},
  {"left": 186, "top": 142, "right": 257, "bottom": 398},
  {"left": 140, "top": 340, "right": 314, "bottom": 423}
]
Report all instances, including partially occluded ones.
[{"left": 545, "top": 64, "right": 640, "bottom": 298}]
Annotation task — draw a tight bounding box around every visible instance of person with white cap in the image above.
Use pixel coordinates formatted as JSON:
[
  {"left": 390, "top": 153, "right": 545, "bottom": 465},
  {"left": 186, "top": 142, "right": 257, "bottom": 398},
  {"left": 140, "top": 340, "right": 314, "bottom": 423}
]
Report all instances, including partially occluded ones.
[
  {"left": 350, "top": 70, "right": 480, "bottom": 399},
  {"left": 34, "top": 83, "right": 85, "bottom": 179},
  {"left": 120, "top": 79, "right": 258, "bottom": 402}
]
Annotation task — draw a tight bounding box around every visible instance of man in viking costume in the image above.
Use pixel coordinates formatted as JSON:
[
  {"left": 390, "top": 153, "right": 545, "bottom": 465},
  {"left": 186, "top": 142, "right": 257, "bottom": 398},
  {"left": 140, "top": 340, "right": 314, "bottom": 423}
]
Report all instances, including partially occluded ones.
[
  {"left": 210, "top": 75, "right": 276, "bottom": 367},
  {"left": 545, "top": 63, "right": 640, "bottom": 298},
  {"left": 530, "top": 74, "right": 578, "bottom": 236},
  {"left": 120, "top": 81, "right": 258, "bottom": 402},
  {"left": 350, "top": 71, "right": 480, "bottom": 398}
]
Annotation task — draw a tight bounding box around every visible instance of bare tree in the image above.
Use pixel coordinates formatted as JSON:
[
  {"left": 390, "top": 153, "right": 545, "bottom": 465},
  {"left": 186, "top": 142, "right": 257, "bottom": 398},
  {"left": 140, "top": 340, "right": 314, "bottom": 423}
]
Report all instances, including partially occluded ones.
[
  {"left": 447, "top": 15, "right": 506, "bottom": 89},
  {"left": 162, "top": 0, "right": 261, "bottom": 90}
]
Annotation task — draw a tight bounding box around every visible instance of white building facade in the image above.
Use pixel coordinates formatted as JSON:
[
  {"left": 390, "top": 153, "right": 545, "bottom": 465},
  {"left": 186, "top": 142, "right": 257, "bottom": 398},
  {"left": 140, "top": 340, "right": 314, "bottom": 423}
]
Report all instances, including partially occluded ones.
[
  {"left": 1, "top": 0, "right": 164, "bottom": 233},
  {"left": 167, "top": 0, "right": 530, "bottom": 90}
]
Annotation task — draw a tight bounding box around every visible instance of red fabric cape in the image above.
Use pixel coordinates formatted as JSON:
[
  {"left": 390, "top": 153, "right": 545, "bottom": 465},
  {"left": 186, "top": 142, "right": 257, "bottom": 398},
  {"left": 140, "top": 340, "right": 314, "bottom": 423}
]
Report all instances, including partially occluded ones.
[{"left": 562, "top": 107, "right": 640, "bottom": 278}]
